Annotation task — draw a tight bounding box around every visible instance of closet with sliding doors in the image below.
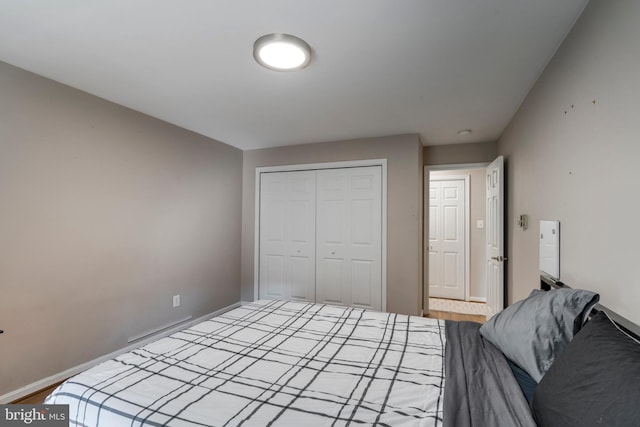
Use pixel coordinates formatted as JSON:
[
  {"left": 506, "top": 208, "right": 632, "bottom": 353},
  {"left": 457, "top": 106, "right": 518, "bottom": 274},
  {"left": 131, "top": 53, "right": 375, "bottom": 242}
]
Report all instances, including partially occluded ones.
[{"left": 258, "top": 164, "right": 383, "bottom": 311}]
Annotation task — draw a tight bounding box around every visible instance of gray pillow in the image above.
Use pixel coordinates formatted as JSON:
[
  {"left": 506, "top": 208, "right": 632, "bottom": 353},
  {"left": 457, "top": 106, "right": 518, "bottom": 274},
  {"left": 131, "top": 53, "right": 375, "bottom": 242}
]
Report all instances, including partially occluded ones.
[
  {"left": 532, "top": 311, "right": 640, "bottom": 427},
  {"left": 479, "top": 288, "right": 599, "bottom": 382}
]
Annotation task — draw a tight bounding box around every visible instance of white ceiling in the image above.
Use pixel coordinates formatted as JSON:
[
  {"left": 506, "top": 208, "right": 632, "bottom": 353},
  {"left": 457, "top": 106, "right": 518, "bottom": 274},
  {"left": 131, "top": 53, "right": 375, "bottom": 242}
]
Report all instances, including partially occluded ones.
[{"left": 0, "top": 0, "right": 588, "bottom": 150}]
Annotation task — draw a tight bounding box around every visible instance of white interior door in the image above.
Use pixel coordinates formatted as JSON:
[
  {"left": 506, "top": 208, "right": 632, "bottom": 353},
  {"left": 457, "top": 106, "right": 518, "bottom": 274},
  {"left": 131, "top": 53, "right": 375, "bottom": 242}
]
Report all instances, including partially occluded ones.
[
  {"left": 486, "top": 156, "right": 505, "bottom": 316},
  {"left": 316, "top": 166, "right": 382, "bottom": 310},
  {"left": 429, "top": 178, "right": 466, "bottom": 300},
  {"left": 259, "top": 171, "right": 316, "bottom": 302}
]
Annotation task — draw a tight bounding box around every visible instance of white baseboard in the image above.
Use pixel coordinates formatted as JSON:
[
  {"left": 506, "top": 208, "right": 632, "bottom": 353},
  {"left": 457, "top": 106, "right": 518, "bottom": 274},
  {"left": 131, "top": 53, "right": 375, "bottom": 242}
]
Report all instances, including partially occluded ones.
[
  {"left": 469, "top": 297, "right": 487, "bottom": 303},
  {"left": 0, "top": 302, "right": 241, "bottom": 404}
]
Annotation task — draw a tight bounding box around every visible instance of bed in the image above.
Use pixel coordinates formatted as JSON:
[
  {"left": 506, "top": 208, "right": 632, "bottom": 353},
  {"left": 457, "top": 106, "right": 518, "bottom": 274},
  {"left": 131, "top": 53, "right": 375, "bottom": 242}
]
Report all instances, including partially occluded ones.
[{"left": 45, "top": 277, "right": 640, "bottom": 426}]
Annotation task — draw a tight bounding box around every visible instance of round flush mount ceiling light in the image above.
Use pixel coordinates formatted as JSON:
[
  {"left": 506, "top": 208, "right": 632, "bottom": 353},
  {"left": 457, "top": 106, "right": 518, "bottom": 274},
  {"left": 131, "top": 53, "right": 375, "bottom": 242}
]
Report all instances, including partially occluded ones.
[
  {"left": 457, "top": 129, "right": 473, "bottom": 136},
  {"left": 253, "top": 33, "right": 312, "bottom": 71}
]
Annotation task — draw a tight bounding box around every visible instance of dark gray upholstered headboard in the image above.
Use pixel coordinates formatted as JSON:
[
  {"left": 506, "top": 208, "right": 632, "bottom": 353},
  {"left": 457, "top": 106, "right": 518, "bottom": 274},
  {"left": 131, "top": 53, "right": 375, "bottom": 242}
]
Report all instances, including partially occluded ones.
[{"left": 540, "top": 274, "right": 640, "bottom": 340}]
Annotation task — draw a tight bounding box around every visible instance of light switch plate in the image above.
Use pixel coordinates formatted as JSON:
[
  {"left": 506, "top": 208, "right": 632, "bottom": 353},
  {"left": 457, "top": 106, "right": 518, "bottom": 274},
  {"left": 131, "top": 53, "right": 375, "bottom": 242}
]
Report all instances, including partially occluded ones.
[{"left": 476, "top": 219, "right": 484, "bottom": 229}]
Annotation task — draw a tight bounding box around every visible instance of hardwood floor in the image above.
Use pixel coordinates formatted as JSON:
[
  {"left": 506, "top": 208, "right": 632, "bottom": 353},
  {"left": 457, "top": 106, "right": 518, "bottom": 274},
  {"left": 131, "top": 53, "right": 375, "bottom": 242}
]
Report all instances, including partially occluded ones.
[
  {"left": 426, "top": 309, "right": 486, "bottom": 323},
  {"left": 11, "top": 380, "right": 65, "bottom": 404}
]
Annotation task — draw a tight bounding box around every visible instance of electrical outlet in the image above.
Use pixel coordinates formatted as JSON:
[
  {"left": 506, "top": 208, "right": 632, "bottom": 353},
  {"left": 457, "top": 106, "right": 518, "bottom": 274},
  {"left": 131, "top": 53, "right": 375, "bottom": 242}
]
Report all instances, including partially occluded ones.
[{"left": 172, "top": 295, "right": 180, "bottom": 308}]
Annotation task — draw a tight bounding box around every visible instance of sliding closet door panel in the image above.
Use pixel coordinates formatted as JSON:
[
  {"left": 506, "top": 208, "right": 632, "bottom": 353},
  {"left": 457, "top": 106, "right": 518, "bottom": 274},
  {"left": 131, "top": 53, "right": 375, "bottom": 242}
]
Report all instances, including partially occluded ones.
[
  {"left": 259, "top": 171, "right": 316, "bottom": 302},
  {"left": 324, "top": 201, "right": 347, "bottom": 243},
  {"left": 265, "top": 255, "right": 285, "bottom": 298},
  {"left": 349, "top": 168, "right": 382, "bottom": 309},
  {"left": 288, "top": 173, "right": 316, "bottom": 302},
  {"left": 322, "top": 259, "right": 346, "bottom": 304},
  {"left": 289, "top": 256, "right": 311, "bottom": 300},
  {"left": 316, "top": 171, "right": 349, "bottom": 306},
  {"left": 351, "top": 260, "right": 374, "bottom": 307},
  {"left": 260, "top": 173, "right": 287, "bottom": 300},
  {"left": 316, "top": 166, "right": 382, "bottom": 310}
]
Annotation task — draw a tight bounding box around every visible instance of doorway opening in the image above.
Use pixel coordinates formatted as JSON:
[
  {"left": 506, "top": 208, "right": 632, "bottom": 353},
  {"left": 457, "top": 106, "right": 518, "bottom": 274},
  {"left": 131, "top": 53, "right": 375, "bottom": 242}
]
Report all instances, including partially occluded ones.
[{"left": 424, "top": 163, "right": 492, "bottom": 319}]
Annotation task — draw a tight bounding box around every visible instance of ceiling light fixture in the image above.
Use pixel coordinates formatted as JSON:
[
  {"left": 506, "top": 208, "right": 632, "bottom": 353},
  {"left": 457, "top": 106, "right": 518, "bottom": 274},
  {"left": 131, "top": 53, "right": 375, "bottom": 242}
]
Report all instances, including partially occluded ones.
[
  {"left": 253, "top": 33, "right": 311, "bottom": 71},
  {"left": 457, "top": 129, "right": 472, "bottom": 136}
]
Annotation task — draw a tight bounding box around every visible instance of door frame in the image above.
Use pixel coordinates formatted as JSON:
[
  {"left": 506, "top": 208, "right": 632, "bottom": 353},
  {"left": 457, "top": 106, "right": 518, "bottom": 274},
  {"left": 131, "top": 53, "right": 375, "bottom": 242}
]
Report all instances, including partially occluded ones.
[
  {"left": 254, "top": 159, "right": 388, "bottom": 311},
  {"left": 424, "top": 163, "right": 489, "bottom": 310},
  {"left": 427, "top": 174, "right": 470, "bottom": 301}
]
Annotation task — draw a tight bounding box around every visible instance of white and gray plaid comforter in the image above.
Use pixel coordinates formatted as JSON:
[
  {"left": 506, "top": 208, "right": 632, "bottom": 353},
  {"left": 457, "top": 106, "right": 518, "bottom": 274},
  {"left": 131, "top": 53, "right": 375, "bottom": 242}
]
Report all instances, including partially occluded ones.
[{"left": 45, "top": 300, "right": 446, "bottom": 426}]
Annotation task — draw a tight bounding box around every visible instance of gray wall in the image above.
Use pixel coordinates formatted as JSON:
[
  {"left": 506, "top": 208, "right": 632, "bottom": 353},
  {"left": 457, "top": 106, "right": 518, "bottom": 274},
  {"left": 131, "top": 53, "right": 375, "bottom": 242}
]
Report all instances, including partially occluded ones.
[
  {"left": 498, "top": 0, "right": 640, "bottom": 324},
  {"left": 429, "top": 168, "right": 486, "bottom": 301},
  {"left": 0, "top": 62, "right": 243, "bottom": 395},
  {"left": 241, "top": 134, "right": 424, "bottom": 316},
  {"left": 424, "top": 141, "right": 496, "bottom": 166}
]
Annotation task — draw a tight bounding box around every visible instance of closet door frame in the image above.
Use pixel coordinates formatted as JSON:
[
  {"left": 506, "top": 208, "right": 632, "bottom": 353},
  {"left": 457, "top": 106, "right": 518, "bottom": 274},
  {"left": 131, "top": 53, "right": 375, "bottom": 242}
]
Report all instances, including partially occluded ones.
[{"left": 254, "top": 159, "right": 387, "bottom": 311}]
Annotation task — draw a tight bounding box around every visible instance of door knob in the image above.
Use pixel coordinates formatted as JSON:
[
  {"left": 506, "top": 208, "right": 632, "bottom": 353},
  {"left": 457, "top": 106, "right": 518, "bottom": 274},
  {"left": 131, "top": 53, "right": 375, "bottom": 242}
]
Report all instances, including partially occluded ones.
[{"left": 491, "top": 256, "right": 508, "bottom": 262}]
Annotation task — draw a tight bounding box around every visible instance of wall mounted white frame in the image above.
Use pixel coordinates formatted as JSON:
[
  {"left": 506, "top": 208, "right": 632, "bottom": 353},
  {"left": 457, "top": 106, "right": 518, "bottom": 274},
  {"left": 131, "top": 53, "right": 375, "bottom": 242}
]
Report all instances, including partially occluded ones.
[{"left": 253, "top": 159, "right": 388, "bottom": 311}]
